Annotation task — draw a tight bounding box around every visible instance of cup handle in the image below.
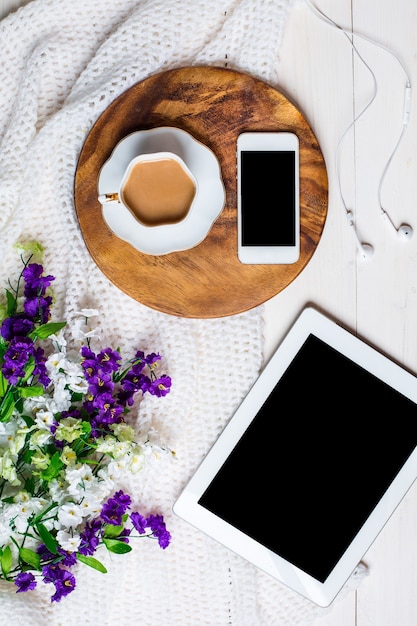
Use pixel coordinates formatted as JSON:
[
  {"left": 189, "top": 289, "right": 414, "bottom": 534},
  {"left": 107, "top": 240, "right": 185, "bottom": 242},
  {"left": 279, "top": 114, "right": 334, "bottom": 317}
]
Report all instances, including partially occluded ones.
[{"left": 98, "top": 192, "right": 120, "bottom": 203}]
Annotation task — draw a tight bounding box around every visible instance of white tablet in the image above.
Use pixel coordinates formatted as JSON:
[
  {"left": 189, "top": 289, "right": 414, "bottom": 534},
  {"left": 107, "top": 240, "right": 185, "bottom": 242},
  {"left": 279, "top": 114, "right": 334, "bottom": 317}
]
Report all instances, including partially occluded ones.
[{"left": 173, "top": 306, "right": 417, "bottom": 607}]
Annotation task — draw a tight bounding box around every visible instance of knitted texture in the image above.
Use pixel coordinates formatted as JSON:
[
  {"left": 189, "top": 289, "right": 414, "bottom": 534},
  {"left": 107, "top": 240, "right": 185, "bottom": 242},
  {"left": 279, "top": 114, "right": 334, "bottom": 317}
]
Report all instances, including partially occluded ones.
[{"left": 0, "top": 0, "right": 362, "bottom": 624}]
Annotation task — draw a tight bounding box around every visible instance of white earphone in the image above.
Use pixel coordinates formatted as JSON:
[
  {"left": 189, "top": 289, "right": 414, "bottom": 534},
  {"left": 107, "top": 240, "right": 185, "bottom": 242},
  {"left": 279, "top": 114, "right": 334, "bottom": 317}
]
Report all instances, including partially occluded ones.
[{"left": 304, "top": 1, "right": 413, "bottom": 258}]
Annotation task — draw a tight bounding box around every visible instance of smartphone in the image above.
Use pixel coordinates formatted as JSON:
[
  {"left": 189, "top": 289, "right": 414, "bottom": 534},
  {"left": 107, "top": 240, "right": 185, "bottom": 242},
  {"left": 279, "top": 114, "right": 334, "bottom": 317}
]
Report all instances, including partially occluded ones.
[{"left": 237, "top": 132, "right": 300, "bottom": 264}]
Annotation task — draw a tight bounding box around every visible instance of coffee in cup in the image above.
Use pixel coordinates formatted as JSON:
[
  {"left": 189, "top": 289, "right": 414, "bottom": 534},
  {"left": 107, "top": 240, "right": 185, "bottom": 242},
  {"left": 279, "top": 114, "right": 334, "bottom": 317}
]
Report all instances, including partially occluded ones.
[{"left": 99, "top": 152, "right": 197, "bottom": 227}]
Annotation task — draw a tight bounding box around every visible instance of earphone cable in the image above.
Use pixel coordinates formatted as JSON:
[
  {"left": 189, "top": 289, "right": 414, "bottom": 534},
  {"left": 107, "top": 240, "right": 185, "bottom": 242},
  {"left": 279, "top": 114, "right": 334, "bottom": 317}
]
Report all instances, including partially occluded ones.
[{"left": 304, "top": 0, "right": 412, "bottom": 224}]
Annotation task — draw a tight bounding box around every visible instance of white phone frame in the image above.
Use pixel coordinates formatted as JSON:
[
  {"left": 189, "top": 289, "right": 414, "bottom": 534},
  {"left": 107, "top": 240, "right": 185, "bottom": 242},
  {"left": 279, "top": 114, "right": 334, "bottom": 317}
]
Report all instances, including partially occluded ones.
[{"left": 237, "top": 131, "right": 300, "bottom": 264}]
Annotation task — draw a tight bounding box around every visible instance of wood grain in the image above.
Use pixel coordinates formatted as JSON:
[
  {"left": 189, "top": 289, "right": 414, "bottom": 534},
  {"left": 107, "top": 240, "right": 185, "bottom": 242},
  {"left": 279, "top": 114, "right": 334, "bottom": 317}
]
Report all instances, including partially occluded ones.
[{"left": 74, "top": 66, "right": 328, "bottom": 318}]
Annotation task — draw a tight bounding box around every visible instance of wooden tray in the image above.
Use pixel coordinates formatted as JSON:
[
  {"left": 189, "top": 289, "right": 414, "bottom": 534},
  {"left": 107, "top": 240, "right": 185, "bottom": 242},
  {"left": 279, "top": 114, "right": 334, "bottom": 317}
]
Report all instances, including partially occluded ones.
[{"left": 74, "top": 66, "right": 328, "bottom": 318}]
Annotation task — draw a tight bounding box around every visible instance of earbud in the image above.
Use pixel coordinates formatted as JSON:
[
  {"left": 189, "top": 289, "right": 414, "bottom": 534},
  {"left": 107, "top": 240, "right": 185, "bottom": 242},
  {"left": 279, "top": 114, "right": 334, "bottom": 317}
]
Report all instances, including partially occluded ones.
[
  {"left": 346, "top": 211, "right": 374, "bottom": 260},
  {"left": 358, "top": 243, "right": 374, "bottom": 259},
  {"left": 398, "top": 224, "right": 413, "bottom": 239},
  {"left": 380, "top": 210, "right": 413, "bottom": 240}
]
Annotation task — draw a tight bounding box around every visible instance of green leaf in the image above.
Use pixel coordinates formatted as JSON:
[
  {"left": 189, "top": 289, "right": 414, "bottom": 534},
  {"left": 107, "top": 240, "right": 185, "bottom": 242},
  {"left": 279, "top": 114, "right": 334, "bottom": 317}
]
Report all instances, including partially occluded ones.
[
  {"left": 40, "top": 451, "right": 63, "bottom": 482},
  {"left": 77, "top": 554, "right": 108, "bottom": 573},
  {"left": 5, "top": 289, "right": 17, "bottom": 317},
  {"left": 103, "top": 538, "right": 132, "bottom": 554},
  {"left": 1, "top": 546, "right": 12, "bottom": 576},
  {"left": 24, "top": 474, "right": 35, "bottom": 495},
  {"left": 22, "top": 355, "right": 35, "bottom": 383},
  {"left": 0, "top": 371, "right": 8, "bottom": 397},
  {"left": 0, "top": 392, "right": 15, "bottom": 422},
  {"left": 21, "top": 414, "right": 35, "bottom": 427},
  {"left": 81, "top": 421, "right": 92, "bottom": 437},
  {"left": 18, "top": 385, "right": 45, "bottom": 398},
  {"left": 22, "top": 447, "right": 35, "bottom": 465},
  {"left": 36, "top": 523, "right": 58, "bottom": 554},
  {"left": 19, "top": 547, "right": 41, "bottom": 571},
  {"left": 103, "top": 523, "right": 125, "bottom": 538},
  {"left": 29, "top": 321, "right": 66, "bottom": 340}
]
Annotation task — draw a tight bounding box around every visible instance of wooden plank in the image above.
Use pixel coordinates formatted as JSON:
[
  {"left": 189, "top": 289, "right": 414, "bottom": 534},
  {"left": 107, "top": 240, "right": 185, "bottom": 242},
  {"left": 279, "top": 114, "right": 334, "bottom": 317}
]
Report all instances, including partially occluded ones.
[{"left": 352, "top": 2, "right": 417, "bottom": 625}]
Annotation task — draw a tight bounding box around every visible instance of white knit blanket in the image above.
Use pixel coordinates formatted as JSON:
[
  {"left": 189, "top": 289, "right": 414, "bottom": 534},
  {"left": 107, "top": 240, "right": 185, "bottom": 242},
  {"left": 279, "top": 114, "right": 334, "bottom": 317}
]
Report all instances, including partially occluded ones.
[{"left": 0, "top": 0, "right": 365, "bottom": 624}]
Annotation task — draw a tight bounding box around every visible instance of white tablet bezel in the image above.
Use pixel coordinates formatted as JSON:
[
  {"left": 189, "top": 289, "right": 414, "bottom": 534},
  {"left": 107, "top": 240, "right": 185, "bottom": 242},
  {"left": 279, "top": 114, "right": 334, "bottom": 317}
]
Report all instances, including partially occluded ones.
[{"left": 173, "top": 307, "right": 417, "bottom": 607}]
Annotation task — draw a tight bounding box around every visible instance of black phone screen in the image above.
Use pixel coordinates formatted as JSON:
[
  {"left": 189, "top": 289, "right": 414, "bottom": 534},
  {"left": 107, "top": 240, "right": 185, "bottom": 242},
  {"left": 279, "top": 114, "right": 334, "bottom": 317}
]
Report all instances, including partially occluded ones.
[{"left": 240, "top": 150, "right": 296, "bottom": 246}]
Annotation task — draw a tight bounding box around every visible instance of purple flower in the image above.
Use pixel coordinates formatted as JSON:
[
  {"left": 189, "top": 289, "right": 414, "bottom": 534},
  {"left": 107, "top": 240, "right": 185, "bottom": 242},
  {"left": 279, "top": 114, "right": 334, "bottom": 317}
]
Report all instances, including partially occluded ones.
[
  {"left": 33, "top": 346, "right": 50, "bottom": 387},
  {"left": 19, "top": 263, "right": 54, "bottom": 323},
  {"left": 22, "top": 263, "right": 54, "bottom": 298},
  {"left": 131, "top": 350, "right": 147, "bottom": 369},
  {"left": 2, "top": 336, "right": 50, "bottom": 388},
  {"left": 78, "top": 519, "right": 102, "bottom": 556},
  {"left": 58, "top": 548, "right": 77, "bottom": 567},
  {"left": 42, "top": 564, "right": 76, "bottom": 602},
  {"left": 96, "top": 347, "right": 121, "bottom": 373},
  {"left": 130, "top": 511, "right": 171, "bottom": 549},
  {"left": 130, "top": 511, "right": 148, "bottom": 534},
  {"left": 2, "top": 336, "right": 34, "bottom": 385},
  {"left": 81, "top": 347, "right": 100, "bottom": 380},
  {"left": 147, "top": 514, "right": 171, "bottom": 549},
  {"left": 23, "top": 294, "right": 53, "bottom": 323},
  {"left": 143, "top": 352, "right": 162, "bottom": 366},
  {"left": 37, "top": 543, "right": 55, "bottom": 561},
  {"left": 15, "top": 571, "right": 37, "bottom": 593},
  {"left": 60, "top": 408, "right": 84, "bottom": 421},
  {"left": 118, "top": 370, "right": 151, "bottom": 406},
  {"left": 149, "top": 375, "right": 172, "bottom": 397},
  {"left": 37, "top": 544, "right": 77, "bottom": 568},
  {"left": 87, "top": 372, "right": 114, "bottom": 397},
  {"left": 91, "top": 392, "right": 124, "bottom": 425},
  {"left": 0, "top": 314, "right": 34, "bottom": 341},
  {"left": 101, "top": 490, "right": 131, "bottom": 525}
]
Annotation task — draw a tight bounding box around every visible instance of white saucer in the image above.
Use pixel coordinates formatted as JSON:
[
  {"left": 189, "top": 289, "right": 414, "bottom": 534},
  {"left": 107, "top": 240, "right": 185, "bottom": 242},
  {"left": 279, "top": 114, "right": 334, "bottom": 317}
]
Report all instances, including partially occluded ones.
[{"left": 98, "top": 127, "right": 225, "bottom": 255}]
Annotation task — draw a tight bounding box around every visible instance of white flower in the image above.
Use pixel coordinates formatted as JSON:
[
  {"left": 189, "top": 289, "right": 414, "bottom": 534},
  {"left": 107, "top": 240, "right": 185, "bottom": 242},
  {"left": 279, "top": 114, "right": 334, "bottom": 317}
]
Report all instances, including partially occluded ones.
[
  {"left": 48, "top": 478, "right": 69, "bottom": 504},
  {"left": 0, "top": 450, "right": 20, "bottom": 486},
  {"left": 110, "top": 423, "right": 135, "bottom": 442},
  {"left": 108, "top": 440, "right": 132, "bottom": 459},
  {"left": 72, "top": 316, "right": 101, "bottom": 342},
  {"left": 50, "top": 378, "right": 73, "bottom": 412},
  {"left": 31, "top": 449, "right": 50, "bottom": 471},
  {"left": 127, "top": 446, "right": 146, "bottom": 473},
  {"left": 13, "top": 490, "right": 31, "bottom": 503},
  {"left": 54, "top": 417, "right": 83, "bottom": 443},
  {"left": 96, "top": 467, "right": 116, "bottom": 493},
  {"left": 57, "top": 502, "right": 84, "bottom": 529},
  {"left": 46, "top": 350, "right": 68, "bottom": 375},
  {"left": 7, "top": 430, "right": 26, "bottom": 456},
  {"left": 34, "top": 409, "right": 55, "bottom": 430},
  {"left": 65, "top": 464, "right": 96, "bottom": 497},
  {"left": 56, "top": 530, "right": 81, "bottom": 552},
  {"left": 5, "top": 498, "right": 48, "bottom": 534},
  {"left": 60, "top": 446, "right": 77, "bottom": 466},
  {"left": 29, "top": 429, "right": 52, "bottom": 448},
  {"left": 49, "top": 329, "right": 67, "bottom": 351},
  {"left": 0, "top": 420, "right": 18, "bottom": 448},
  {"left": 77, "top": 493, "right": 103, "bottom": 520},
  {"left": 105, "top": 457, "right": 130, "bottom": 480},
  {"left": 47, "top": 355, "right": 88, "bottom": 394}
]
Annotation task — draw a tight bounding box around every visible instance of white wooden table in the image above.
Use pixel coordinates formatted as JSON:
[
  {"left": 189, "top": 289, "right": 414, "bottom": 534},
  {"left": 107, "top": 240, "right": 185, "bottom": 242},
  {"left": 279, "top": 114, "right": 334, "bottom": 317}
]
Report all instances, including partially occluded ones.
[{"left": 2, "top": 1, "right": 417, "bottom": 624}]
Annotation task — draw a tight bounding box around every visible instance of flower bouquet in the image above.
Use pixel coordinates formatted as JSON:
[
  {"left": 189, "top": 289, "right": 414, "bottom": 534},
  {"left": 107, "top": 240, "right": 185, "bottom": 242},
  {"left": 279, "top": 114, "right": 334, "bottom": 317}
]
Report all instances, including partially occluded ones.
[{"left": 0, "top": 244, "right": 172, "bottom": 602}]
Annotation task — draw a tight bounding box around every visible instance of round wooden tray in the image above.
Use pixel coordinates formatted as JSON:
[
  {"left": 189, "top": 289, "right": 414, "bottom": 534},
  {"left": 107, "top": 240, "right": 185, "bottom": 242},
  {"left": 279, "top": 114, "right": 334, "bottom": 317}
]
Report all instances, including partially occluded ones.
[{"left": 74, "top": 66, "right": 328, "bottom": 318}]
